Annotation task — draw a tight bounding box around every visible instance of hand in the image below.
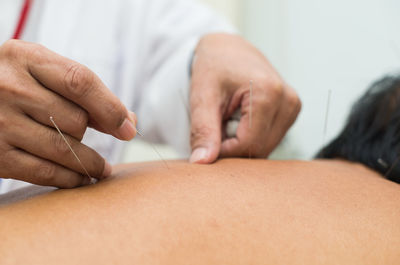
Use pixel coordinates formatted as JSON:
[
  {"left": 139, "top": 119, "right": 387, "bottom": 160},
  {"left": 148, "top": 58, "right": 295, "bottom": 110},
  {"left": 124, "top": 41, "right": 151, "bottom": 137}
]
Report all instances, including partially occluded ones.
[
  {"left": 0, "top": 40, "right": 137, "bottom": 188},
  {"left": 189, "top": 34, "right": 301, "bottom": 163}
]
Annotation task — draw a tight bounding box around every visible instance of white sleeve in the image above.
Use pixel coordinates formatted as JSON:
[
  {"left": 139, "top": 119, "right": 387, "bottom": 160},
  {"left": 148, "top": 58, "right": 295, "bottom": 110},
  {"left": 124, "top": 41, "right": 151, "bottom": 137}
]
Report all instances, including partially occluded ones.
[{"left": 133, "top": 0, "right": 236, "bottom": 156}]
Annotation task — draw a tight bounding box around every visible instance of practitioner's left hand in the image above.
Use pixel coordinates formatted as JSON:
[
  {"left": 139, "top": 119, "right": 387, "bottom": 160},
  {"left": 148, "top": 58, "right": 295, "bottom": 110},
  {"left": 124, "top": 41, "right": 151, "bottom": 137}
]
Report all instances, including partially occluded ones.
[{"left": 190, "top": 33, "right": 301, "bottom": 164}]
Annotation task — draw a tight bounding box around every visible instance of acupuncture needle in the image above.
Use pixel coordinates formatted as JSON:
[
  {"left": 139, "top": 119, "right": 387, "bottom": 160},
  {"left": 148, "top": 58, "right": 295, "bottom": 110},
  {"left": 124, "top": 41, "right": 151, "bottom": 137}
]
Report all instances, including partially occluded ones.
[
  {"left": 385, "top": 155, "right": 400, "bottom": 178},
  {"left": 178, "top": 88, "right": 191, "bottom": 123},
  {"left": 318, "top": 90, "right": 332, "bottom": 157},
  {"left": 50, "top": 116, "right": 92, "bottom": 182},
  {"left": 135, "top": 129, "right": 144, "bottom": 137},
  {"left": 134, "top": 128, "right": 170, "bottom": 170},
  {"left": 249, "top": 80, "right": 253, "bottom": 159},
  {"left": 249, "top": 80, "right": 253, "bottom": 130},
  {"left": 390, "top": 40, "right": 400, "bottom": 61},
  {"left": 322, "top": 89, "right": 332, "bottom": 144}
]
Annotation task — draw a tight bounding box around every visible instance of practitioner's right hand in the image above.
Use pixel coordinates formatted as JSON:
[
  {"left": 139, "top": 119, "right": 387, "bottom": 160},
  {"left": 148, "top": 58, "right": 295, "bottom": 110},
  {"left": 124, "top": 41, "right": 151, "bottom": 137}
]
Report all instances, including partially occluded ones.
[{"left": 0, "top": 40, "right": 137, "bottom": 188}]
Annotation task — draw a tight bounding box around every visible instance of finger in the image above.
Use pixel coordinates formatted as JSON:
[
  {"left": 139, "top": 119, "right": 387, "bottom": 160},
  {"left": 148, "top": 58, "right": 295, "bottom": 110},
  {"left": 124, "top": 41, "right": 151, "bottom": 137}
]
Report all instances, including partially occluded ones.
[
  {"left": 129, "top": 111, "right": 138, "bottom": 126},
  {"left": 261, "top": 86, "right": 302, "bottom": 152},
  {"left": 88, "top": 111, "right": 138, "bottom": 138},
  {"left": 21, "top": 41, "right": 135, "bottom": 140},
  {"left": 17, "top": 78, "right": 88, "bottom": 140},
  {"left": 220, "top": 81, "right": 284, "bottom": 158},
  {"left": 6, "top": 114, "right": 111, "bottom": 179},
  {"left": 0, "top": 148, "right": 90, "bottom": 188},
  {"left": 189, "top": 79, "right": 222, "bottom": 164}
]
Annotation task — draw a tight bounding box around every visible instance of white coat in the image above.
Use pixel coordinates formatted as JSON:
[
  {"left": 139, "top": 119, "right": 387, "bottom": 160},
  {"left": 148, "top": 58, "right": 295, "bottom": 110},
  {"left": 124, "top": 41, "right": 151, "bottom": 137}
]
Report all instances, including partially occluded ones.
[{"left": 0, "top": 0, "right": 234, "bottom": 193}]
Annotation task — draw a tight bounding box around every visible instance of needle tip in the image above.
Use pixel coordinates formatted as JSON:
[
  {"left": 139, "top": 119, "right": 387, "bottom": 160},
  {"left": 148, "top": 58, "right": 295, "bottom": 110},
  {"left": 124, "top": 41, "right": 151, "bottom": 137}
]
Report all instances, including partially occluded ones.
[{"left": 136, "top": 129, "right": 144, "bottom": 137}]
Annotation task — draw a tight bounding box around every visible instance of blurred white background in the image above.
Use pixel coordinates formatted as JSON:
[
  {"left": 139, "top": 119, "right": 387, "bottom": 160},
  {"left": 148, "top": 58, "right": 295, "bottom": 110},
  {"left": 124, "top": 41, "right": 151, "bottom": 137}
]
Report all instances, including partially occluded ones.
[{"left": 123, "top": 0, "right": 400, "bottom": 162}]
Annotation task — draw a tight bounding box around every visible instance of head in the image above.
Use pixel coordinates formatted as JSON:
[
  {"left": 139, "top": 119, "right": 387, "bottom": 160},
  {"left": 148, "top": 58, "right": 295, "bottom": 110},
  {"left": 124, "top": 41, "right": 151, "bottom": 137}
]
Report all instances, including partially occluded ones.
[{"left": 317, "top": 74, "right": 400, "bottom": 184}]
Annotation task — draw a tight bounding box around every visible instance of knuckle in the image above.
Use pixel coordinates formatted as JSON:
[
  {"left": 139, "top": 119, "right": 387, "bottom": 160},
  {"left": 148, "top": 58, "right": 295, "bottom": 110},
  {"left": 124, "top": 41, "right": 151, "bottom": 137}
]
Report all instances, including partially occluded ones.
[
  {"left": 263, "top": 77, "right": 284, "bottom": 99},
  {"left": 1, "top": 80, "right": 29, "bottom": 100},
  {"left": 63, "top": 63, "right": 94, "bottom": 99},
  {"left": 251, "top": 92, "right": 272, "bottom": 114},
  {"left": 1, "top": 39, "right": 23, "bottom": 58},
  {"left": 251, "top": 91, "right": 268, "bottom": 109},
  {"left": 190, "top": 126, "right": 214, "bottom": 147},
  {"left": 74, "top": 109, "right": 89, "bottom": 127},
  {"left": 287, "top": 91, "right": 302, "bottom": 114},
  {"left": 2, "top": 40, "right": 45, "bottom": 63},
  {"left": 251, "top": 76, "right": 284, "bottom": 113},
  {"left": 34, "top": 162, "right": 57, "bottom": 183},
  {"left": 71, "top": 109, "right": 89, "bottom": 139},
  {"left": 50, "top": 131, "right": 71, "bottom": 156},
  {"left": 104, "top": 100, "right": 126, "bottom": 129},
  {"left": 29, "top": 43, "right": 47, "bottom": 62},
  {"left": 253, "top": 73, "right": 284, "bottom": 95}
]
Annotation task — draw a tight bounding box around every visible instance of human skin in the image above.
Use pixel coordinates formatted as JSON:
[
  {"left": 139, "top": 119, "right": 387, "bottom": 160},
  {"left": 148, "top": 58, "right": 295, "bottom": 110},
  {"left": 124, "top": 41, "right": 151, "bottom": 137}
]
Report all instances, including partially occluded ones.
[
  {"left": 0, "top": 33, "right": 300, "bottom": 188},
  {"left": 0, "top": 40, "right": 137, "bottom": 188},
  {"left": 0, "top": 159, "right": 399, "bottom": 264},
  {"left": 190, "top": 33, "right": 301, "bottom": 163}
]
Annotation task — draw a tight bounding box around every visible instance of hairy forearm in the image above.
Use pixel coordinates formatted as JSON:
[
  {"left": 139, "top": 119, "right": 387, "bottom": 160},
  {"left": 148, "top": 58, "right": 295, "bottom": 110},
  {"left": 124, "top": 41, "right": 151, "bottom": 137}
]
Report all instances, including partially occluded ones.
[{"left": 0, "top": 159, "right": 399, "bottom": 264}]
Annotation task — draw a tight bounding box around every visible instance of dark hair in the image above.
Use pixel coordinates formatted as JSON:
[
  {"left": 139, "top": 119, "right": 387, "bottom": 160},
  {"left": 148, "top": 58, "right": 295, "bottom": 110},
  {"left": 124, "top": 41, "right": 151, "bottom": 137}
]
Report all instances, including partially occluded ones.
[{"left": 316, "top": 75, "right": 400, "bottom": 184}]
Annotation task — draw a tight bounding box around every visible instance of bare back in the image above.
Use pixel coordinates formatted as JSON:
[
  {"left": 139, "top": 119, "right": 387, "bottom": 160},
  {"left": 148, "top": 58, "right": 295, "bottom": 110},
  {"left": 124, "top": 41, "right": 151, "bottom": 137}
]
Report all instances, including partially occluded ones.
[{"left": 0, "top": 159, "right": 399, "bottom": 264}]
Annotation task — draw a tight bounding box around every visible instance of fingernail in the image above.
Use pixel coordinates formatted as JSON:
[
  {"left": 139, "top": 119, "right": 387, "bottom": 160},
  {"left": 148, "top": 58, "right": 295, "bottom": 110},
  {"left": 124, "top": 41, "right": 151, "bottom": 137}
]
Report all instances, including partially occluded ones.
[
  {"left": 102, "top": 161, "right": 112, "bottom": 178},
  {"left": 128, "top": 111, "right": 138, "bottom": 125},
  {"left": 190, "top": 147, "right": 209, "bottom": 164},
  {"left": 117, "top": 118, "right": 137, "bottom": 140}
]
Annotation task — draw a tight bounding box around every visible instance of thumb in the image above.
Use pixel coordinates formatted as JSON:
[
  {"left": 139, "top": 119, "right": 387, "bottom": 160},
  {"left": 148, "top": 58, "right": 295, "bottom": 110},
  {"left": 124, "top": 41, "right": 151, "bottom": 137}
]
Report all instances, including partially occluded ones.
[{"left": 189, "top": 85, "right": 222, "bottom": 164}]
